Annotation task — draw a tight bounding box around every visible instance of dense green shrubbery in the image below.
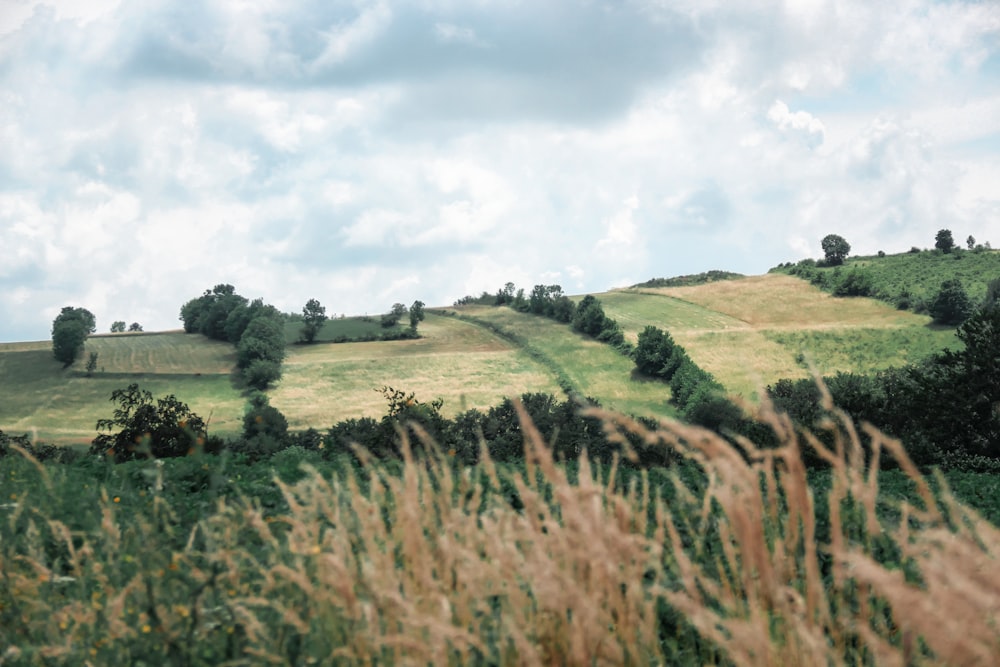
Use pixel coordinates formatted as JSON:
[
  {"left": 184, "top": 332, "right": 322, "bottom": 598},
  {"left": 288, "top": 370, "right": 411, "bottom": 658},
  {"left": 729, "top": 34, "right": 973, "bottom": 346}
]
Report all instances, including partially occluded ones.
[
  {"left": 773, "top": 246, "right": 1000, "bottom": 316},
  {"left": 767, "top": 303, "right": 1000, "bottom": 467},
  {"left": 631, "top": 270, "right": 744, "bottom": 289}
]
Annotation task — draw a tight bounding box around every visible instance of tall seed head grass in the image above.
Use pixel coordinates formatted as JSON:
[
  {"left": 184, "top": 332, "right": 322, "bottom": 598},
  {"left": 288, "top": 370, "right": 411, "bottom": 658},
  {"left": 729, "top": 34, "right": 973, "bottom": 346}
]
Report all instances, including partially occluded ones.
[{"left": 1, "top": 394, "right": 999, "bottom": 665}]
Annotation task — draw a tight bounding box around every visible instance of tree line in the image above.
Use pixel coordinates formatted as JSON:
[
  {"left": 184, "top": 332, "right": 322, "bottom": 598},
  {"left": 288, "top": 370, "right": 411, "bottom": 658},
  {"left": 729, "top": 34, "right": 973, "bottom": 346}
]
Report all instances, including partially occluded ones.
[{"left": 179, "top": 284, "right": 287, "bottom": 389}]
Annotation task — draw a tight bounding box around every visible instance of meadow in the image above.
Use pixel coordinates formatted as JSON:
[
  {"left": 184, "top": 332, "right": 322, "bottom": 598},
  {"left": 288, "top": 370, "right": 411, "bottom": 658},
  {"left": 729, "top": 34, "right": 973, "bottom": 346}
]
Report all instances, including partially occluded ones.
[
  {"left": 600, "top": 274, "right": 959, "bottom": 396},
  {"left": 282, "top": 316, "right": 405, "bottom": 345},
  {"left": 0, "top": 333, "right": 247, "bottom": 444},
  {"left": 445, "top": 305, "right": 673, "bottom": 418},
  {"left": 3, "top": 401, "right": 999, "bottom": 665},
  {"left": 270, "top": 313, "right": 562, "bottom": 428}
]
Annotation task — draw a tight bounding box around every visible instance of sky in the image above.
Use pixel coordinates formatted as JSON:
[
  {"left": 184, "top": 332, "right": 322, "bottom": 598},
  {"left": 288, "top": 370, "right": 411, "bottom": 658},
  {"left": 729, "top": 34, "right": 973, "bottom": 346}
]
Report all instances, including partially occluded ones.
[{"left": 1, "top": 0, "right": 998, "bottom": 342}]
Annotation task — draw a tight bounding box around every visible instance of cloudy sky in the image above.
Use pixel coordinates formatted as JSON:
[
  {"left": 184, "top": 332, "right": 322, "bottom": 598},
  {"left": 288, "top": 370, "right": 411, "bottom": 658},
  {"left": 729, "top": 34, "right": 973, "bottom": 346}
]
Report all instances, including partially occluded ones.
[{"left": 1, "top": 0, "right": 998, "bottom": 341}]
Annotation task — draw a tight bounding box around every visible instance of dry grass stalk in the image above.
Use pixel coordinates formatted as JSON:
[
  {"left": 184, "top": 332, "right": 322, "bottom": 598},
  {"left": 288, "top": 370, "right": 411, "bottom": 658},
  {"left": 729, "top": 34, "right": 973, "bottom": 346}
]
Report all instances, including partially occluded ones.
[{"left": 2, "top": 396, "right": 1000, "bottom": 665}]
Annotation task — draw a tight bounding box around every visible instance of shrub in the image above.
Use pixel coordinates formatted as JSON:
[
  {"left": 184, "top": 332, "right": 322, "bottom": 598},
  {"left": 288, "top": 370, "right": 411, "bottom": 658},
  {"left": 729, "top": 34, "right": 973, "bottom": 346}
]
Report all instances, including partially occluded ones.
[
  {"left": 928, "top": 279, "right": 974, "bottom": 325},
  {"left": 90, "top": 384, "right": 209, "bottom": 461},
  {"left": 243, "top": 359, "right": 282, "bottom": 390}
]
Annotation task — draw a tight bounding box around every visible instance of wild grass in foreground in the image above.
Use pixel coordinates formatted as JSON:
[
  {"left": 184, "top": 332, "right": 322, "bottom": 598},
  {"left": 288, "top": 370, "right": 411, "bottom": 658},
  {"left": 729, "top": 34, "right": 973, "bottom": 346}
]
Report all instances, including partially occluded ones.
[{"left": 2, "top": 396, "right": 999, "bottom": 665}]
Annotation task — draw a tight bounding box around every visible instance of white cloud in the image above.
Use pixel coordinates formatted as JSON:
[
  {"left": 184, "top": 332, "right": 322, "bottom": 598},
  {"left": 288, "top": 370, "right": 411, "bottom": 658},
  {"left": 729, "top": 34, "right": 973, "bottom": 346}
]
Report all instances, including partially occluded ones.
[
  {"left": 768, "top": 100, "right": 825, "bottom": 148},
  {"left": 0, "top": 0, "right": 998, "bottom": 340}
]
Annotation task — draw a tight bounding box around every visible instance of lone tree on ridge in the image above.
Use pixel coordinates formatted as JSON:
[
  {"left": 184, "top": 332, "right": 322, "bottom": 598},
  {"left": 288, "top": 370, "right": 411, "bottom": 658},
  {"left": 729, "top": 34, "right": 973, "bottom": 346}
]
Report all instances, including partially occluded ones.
[{"left": 821, "top": 234, "right": 851, "bottom": 265}]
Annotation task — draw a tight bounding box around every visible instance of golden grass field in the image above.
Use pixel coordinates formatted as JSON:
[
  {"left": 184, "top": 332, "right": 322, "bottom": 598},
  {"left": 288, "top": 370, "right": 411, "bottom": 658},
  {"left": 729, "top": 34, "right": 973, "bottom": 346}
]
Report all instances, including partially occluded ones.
[
  {"left": 602, "top": 274, "right": 959, "bottom": 397},
  {"left": 0, "top": 273, "right": 964, "bottom": 442},
  {"left": 269, "top": 313, "right": 563, "bottom": 429}
]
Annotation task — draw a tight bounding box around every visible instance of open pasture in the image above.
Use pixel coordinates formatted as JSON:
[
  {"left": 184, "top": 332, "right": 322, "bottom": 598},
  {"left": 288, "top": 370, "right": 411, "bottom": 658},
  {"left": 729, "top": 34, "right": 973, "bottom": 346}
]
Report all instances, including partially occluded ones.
[
  {"left": 0, "top": 333, "right": 247, "bottom": 444},
  {"left": 646, "top": 273, "right": 930, "bottom": 328},
  {"left": 454, "top": 306, "right": 673, "bottom": 418},
  {"left": 283, "top": 316, "right": 405, "bottom": 344},
  {"left": 270, "top": 313, "right": 563, "bottom": 429},
  {"left": 600, "top": 274, "right": 959, "bottom": 397}
]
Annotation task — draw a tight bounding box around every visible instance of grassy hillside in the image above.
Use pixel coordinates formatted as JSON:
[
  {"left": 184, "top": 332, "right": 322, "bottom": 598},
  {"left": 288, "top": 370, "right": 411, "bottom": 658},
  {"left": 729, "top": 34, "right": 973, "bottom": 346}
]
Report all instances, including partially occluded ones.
[
  {"left": 447, "top": 305, "right": 674, "bottom": 417},
  {"left": 0, "top": 317, "right": 563, "bottom": 443},
  {"left": 0, "top": 333, "right": 247, "bottom": 444},
  {"left": 602, "top": 274, "right": 959, "bottom": 397},
  {"left": 1, "top": 267, "right": 972, "bottom": 443},
  {"left": 269, "top": 312, "right": 561, "bottom": 429},
  {"left": 772, "top": 247, "right": 1000, "bottom": 310},
  {"left": 282, "top": 316, "right": 406, "bottom": 344}
]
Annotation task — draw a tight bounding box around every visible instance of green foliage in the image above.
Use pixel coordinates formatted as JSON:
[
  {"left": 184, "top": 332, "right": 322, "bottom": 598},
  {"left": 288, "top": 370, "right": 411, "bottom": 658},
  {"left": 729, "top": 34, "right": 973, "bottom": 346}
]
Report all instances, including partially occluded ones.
[
  {"left": 983, "top": 277, "right": 1000, "bottom": 311},
  {"left": 832, "top": 269, "right": 874, "bottom": 297},
  {"left": 243, "top": 359, "right": 283, "bottom": 390},
  {"left": 935, "top": 228, "right": 955, "bottom": 253},
  {"left": 409, "top": 299, "right": 425, "bottom": 331},
  {"left": 381, "top": 302, "right": 408, "bottom": 328},
  {"left": 299, "top": 298, "right": 328, "bottom": 343},
  {"left": 241, "top": 392, "right": 289, "bottom": 457},
  {"left": 110, "top": 320, "right": 126, "bottom": 333},
  {"left": 774, "top": 247, "right": 1000, "bottom": 315},
  {"left": 179, "top": 284, "right": 248, "bottom": 340},
  {"left": 821, "top": 234, "right": 851, "bottom": 265},
  {"left": 128, "top": 322, "right": 143, "bottom": 332},
  {"left": 633, "top": 325, "right": 676, "bottom": 376},
  {"left": 631, "top": 270, "right": 744, "bottom": 288},
  {"left": 51, "top": 306, "right": 95, "bottom": 367},
  {"left": 90, "top": 383, "right": 209, "bottom": 461},
  {"left": 929, "top": 279, "right": 974, "bottom": 325},
  {"left": 572, "top": 295, "right": 607, "bottom": 337},
  {"left": 85, "top": 350, "right": 99, "bottom": 376}
]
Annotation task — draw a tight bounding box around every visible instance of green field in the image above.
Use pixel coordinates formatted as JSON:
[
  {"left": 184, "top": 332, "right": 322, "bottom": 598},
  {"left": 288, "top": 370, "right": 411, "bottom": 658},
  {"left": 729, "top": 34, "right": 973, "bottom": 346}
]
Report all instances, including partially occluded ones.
[
  {"left": 449, "top": 305, "right": 674, "bottom": 418},
  {"left": 282, "top": 316, "right": 406, "bottom": 344},
  {"left": 0, "top": 271, "right": 971, "bottom": 443},
  {"left": 0, "top": 333, "right": 247, "bottom": 444},
  {"left": 773, "top": 247, "right": 1000, "bottom": 308},
  {"left": 597, "top": 274, "right": 959, "bottom": 397}
]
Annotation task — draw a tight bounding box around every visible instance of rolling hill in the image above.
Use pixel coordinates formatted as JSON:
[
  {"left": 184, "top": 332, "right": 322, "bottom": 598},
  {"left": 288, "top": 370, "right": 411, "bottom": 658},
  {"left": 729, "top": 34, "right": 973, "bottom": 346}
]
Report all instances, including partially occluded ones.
[{"left": 1, "top": 251, "right": 980, "bottom": 444}]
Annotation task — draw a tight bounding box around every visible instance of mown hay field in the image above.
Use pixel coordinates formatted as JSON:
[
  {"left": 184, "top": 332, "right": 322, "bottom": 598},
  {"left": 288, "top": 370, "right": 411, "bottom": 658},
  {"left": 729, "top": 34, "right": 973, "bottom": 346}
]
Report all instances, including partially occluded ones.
[
  {"left": 600, "top": 274, "right": 959, "bottom": 397},
  {"left": 0, "top": 333, "right": 246, "bottom": 444},
  {"left": 270, "top": 312, "right": 563, "bottom": 429}
]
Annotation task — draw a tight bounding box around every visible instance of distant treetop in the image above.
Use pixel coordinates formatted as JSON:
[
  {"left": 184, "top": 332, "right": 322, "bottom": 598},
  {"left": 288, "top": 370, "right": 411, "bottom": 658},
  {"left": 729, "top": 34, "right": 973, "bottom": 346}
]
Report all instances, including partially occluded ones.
[{"left": 632, "top": 271, "right": 744, "bottom": 289}]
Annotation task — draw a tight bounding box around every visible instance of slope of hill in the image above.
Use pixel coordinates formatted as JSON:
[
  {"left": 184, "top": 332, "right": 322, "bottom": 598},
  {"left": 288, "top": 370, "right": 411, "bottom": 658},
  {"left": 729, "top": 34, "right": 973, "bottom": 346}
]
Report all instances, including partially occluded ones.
[
  {"left": 772, "top": 248, "right": 1000, "bottom": 311},
  {"left": 603, "top": 274, "right": 959, "bottom": 397},
  {"left": 269, "top": 312, "right": 562, "bottom": 429},
  {"left": 0, "top": 333, "right": 247, "bottom": 444},
  {"left": 1, "top": 266, "right": 973, "bottom": 444}
]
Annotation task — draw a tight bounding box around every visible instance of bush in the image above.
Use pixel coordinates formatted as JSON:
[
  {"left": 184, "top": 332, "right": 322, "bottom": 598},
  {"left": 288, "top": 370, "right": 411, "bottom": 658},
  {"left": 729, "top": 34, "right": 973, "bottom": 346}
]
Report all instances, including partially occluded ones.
[
  {"left": 928, "top": 279, "right": 974, "bottom": 325},
  {"left": 90, "top": 384, "right": 209, "bottom": 461},
  {"left": 243, "top": 359, "right": 283, "bottom": 390}
]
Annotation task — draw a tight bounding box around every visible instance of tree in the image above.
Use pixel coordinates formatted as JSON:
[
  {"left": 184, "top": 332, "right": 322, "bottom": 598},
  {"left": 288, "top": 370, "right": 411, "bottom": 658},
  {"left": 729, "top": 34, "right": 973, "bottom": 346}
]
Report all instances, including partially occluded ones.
[
  {"left": 983, "top": 277, "right": 1000, "bottom": 312},
  {"left": 51, "top": 307, "right": 95, "bottom": 367},
  {"left": 128, "top": 322, "right": 143, "bottom": 332},
  {"left": 572, "top": 295, "right": 607, "bottom": 337},
  {"left": 409, "top": 300, "right": 425, "bottom": 331},
  {"left": 821, "top": 234, "right": 851, "bottom": 265},
  {"left": 935, "top": 229, "right": 955, "bottom": 253},
  {"left": 179, "top": 284, "right": 247, "bottom": 340},
  {"left": 381, "top": 303, "right": 408, "bottom": 328},
  {"left": 90, "top": 384, "right": 208, "bottom": 461},
  {"left": 110, "top": 321, "right": 126, "bottom": 333},
  {"left": 85, "top": 351, "right": 99, "bottom": 377},
  {"left": 967, "top": 235, "right": 977, "bottom": 250},
  {"left": 634, "top": 326, "right": 676, "bottom": 377},
  {"left": 300, "top": 298, "right": 328, "bottom": 343},
  {"left": 928, "top": 279, "right": 974, "bottom": 325}
]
